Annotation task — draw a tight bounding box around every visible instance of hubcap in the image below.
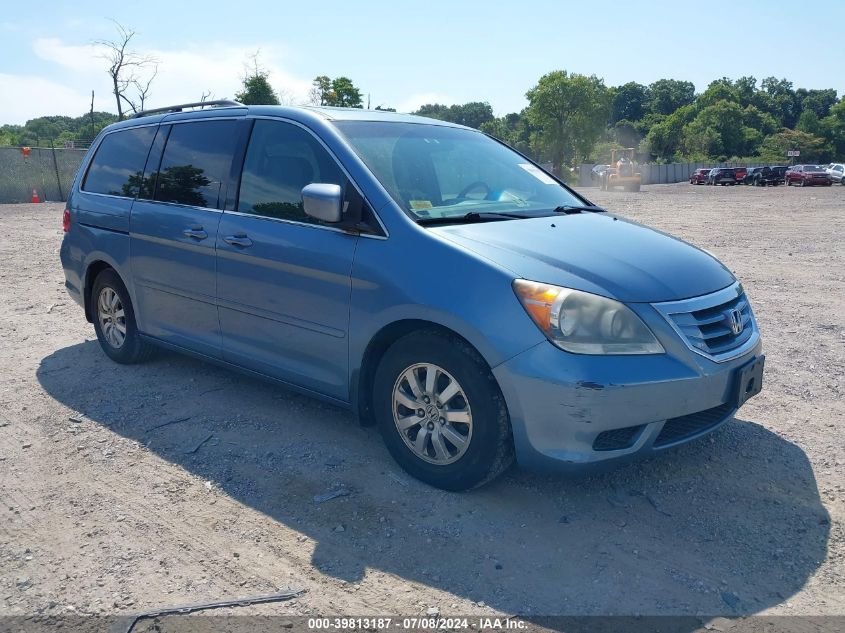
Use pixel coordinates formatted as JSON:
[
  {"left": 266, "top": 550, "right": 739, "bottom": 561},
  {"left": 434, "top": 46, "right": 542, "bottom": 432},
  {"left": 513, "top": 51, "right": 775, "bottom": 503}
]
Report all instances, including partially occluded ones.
[
  {"left": 97, "top": 287, "right": 126, "bottom": 349},
  {"left": 392, "top": 363, "right": 473, "bottom": 465}
]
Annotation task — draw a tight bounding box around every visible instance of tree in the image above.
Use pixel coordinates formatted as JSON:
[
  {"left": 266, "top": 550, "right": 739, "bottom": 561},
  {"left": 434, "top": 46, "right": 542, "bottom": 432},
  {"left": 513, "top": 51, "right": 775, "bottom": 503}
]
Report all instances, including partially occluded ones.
[
  {"left": 799, "top": 88, "right": 838, "bottom": 119},
  {"left": 642, "top": 104, "right": 695, "bottom": 160},
  {"left": 796, "top": 110, "right": 822, "bottom": 137},
  {"left": 759, "top": 77, "right": 800, "bottom": 128},
  {"left": 309, "top": 76, "right": 363, "bottom": 108},
  {"left": 758, "top": 129, "right": 831, "bottom": 163},
  {"left": 310, "top": 76, "right": 333, "bottom": 105},
  {"left": 95, "top": 21, "right": 158, "bottom": 120},
  {"left": 821, "top": 98, "right": 845, "bottom": 158},
  {"left": 681, "top": 101, "right": 746, "bottom": 158},
  {"left": 235, "top": 55, "right": 280, "bottom": 105},
  {"left": 525, "top": 71, "right": 611, "bottom": 174},
  {"left": 480, "top": 110, "right": 532, "bottom": 154},
  {"left": 330, "top": 77, "right": 362, "bottom": 107},
  {"left": 413, "top": 102, "right": 494, "bottom": 129},
  {"left": 610, "top": 82, "right": 649, "bottom": 124},
  {"left": 647, "top": 79, "right": 695, "bottom": 116}
]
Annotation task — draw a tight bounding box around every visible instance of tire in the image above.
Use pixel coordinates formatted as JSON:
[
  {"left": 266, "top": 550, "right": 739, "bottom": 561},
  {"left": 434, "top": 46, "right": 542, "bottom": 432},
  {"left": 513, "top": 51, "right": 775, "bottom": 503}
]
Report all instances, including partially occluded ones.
[
  {"left": 372, "top": 330, "right": 513, "bottom": 491},
  {"left": 800, "top": 179, "right": 806, "bottom": 187},
  {"left": 90, "top": 268, "right": 154, "bottom": 364}
]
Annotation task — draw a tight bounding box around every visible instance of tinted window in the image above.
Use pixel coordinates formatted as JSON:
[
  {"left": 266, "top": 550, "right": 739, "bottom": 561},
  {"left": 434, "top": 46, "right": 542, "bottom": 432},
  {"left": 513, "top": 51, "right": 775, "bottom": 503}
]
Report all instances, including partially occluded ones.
[
  {"left": 238, "top": 120, "right": 346, "bottom": 223},
  {"left": 154, "top": 120, "right": 240, "bottom": 208},
  {"left": 82, "top": 126, "right": 156, "bottom": 197}
]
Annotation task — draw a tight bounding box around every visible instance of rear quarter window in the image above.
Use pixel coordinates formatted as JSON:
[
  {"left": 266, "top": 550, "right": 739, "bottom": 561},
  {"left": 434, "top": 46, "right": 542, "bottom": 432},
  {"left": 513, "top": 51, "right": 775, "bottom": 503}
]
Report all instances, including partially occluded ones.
[{"left": 82, "top": 126, "right": 157, "bottom": 197}]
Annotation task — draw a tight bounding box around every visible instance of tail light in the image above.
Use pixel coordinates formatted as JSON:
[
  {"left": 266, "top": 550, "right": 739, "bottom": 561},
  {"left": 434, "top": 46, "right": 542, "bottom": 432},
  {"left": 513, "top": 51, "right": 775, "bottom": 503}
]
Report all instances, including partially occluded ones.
[{"left": 62, "top": 208, "right": 71, "bottom": 233}]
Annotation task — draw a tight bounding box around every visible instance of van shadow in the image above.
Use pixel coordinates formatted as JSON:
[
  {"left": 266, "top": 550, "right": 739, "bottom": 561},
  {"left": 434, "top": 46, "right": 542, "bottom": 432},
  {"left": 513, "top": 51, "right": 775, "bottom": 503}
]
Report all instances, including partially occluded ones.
[{"left": 38, "top": 341, "right": 829, "bottom": 617}]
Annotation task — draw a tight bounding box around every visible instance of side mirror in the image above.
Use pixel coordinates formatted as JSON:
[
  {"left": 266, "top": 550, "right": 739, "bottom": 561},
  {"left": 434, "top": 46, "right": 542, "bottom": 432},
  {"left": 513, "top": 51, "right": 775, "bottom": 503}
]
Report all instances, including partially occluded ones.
[{"left": 302, "top": 183, "right": 343, "bottom": 223}]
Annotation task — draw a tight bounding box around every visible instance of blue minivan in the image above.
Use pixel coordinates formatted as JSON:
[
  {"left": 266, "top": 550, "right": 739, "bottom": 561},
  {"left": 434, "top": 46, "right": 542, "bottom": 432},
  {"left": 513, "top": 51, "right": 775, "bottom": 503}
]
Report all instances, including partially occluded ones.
[{"left": 60, "top": 101, "right": 764, "bottom": 490}]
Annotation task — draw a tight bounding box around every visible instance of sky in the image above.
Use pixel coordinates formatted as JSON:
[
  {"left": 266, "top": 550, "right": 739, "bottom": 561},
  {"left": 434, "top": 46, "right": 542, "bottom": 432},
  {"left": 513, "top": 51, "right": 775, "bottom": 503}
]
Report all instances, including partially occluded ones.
[{"left": 1, "top": 0, "right": 844, "bottom": 125}]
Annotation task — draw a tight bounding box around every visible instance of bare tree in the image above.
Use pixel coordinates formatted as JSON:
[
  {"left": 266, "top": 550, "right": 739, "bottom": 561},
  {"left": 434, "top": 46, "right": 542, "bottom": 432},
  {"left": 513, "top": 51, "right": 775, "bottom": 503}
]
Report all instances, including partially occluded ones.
[{"left": 95, "top": 21, "right": 158, "bottom": 119}]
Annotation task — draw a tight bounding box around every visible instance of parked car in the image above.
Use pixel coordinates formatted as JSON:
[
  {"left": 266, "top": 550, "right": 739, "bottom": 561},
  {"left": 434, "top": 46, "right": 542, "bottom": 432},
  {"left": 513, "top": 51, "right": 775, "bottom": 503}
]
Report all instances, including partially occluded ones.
[
  {"left": 707, "top": 168, "right": 737, "bottom": 185},
  {"left": 785, "top": 165, "right": 832, "bottom": 186},
  {"left": 826, "top": 163, "right": 845, "bottom": 185},
  {"left": 60, "top": 101, "right": 764, "bottom": 490},
  {"left": 689, "top": 168, "right": 710, "bottom": 184},
  {"left": 768, "top": 165, "right": 788, "bottom": 185},
  {"left": 745, "top": 166, "right": 782, "bottom": 186},
  {"left": 733, "top": 167, "right": 747, "bottom": 183}
]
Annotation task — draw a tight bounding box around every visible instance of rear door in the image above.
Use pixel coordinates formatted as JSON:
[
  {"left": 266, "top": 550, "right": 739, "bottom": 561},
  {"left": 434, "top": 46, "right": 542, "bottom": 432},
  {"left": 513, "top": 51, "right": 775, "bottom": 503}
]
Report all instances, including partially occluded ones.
[
  {"left": 215, "top": 118, "right": 360, "bottom": 400},
  {"left": 130, "top": 118, "right": 243, "bottom": 358}
]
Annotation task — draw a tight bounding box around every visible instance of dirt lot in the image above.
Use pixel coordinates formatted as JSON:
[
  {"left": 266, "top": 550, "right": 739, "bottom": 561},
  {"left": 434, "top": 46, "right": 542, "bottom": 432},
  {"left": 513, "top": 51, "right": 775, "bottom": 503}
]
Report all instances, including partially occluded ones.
[{"left": 0, "top": 183, "right": 843, "bottom": 626}]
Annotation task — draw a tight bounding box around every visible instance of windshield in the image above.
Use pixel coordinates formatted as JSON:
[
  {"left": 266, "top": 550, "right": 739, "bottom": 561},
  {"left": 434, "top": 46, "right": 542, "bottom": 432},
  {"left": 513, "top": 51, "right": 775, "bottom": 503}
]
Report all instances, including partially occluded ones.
[{"left": 333, "top": 121, "right": 586, "bottom": 220}]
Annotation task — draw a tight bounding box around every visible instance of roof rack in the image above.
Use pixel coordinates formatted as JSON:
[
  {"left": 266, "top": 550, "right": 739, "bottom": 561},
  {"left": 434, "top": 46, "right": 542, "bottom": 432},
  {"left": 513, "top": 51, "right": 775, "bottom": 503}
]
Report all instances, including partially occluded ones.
[{"left": 132, "top": 100, "right": 244, "bottom": 119}]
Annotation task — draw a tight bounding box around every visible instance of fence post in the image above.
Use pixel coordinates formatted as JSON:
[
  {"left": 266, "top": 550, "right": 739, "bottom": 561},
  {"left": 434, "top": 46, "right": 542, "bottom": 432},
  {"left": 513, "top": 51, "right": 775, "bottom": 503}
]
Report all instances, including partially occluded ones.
[{"left": 50, "top": 140, "right": 64, "bottom": 202}]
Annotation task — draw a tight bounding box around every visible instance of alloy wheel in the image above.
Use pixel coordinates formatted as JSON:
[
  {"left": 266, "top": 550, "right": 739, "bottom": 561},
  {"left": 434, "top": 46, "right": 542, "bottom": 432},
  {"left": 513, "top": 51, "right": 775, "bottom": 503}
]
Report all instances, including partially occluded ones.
[
  {"left": 97, "top": 286, "right": 126, "bottom": 349},
  {"left": 392, "top": 363, "right": 473, "bottom": 465}
]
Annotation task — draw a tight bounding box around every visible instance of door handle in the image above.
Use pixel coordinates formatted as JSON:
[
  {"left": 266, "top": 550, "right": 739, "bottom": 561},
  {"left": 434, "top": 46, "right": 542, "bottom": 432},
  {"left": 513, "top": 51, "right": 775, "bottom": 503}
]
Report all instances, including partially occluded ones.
[
  {"left": 223, "top": 234, "right": 253, "bottom": 248},
  {"left": 182, "top": 227, "right": 208, "bottom": 240}
]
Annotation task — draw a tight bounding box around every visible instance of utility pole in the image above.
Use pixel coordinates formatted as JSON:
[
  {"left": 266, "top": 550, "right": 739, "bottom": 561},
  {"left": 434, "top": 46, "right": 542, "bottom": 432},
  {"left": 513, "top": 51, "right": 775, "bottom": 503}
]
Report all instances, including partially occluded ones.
[{"left": 89, "top": 91, "right": 96, "bottom": 142}]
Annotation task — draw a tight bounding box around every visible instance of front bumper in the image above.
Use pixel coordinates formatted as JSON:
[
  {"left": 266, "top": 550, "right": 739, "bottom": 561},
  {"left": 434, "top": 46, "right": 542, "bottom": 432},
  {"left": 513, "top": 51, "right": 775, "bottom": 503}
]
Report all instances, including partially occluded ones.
[{"left": 492, "top": 294, "right": 763, "bottom": 472}]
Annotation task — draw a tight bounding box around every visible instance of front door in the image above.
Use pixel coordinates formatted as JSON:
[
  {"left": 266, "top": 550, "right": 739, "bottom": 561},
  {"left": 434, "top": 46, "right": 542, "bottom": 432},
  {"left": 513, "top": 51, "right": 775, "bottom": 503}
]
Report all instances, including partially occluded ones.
[
  {"left": 216, "top": 119, "right": 358, "bottom": 400},
  {"left": 130, "top": 119, "right": 242, "bottom": 358}
]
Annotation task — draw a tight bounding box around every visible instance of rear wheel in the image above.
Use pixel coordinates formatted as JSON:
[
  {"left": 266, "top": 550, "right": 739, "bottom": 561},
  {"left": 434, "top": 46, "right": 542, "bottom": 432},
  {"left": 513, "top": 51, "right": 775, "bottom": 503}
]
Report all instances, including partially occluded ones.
[
  {"left": 373, "top": 330, "right": 513, "bottom": 491},
  {"left": 90, "top": 269, "right": 154, "bottom": 364}
]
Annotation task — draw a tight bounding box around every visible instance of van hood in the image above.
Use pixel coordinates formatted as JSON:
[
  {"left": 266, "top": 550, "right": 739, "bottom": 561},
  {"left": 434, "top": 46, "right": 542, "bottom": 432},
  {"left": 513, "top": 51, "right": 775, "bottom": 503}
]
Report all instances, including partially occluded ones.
[{"left": 431, "top": 213, "right": 735, "bottom": 302}]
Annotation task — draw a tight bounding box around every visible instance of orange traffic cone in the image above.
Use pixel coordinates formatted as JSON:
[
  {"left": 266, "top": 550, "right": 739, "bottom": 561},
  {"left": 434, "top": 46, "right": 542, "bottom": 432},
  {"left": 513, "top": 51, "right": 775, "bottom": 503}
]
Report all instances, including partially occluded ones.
[{"left": 31, "top": 188, "right": 41, "bottom": 203}]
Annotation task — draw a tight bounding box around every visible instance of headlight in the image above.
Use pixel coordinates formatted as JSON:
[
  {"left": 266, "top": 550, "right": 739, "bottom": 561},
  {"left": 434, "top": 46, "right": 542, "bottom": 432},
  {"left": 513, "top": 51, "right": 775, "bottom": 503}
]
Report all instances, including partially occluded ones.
[{"left": 513, "top": 280, "right": 664, "bottom": 355}]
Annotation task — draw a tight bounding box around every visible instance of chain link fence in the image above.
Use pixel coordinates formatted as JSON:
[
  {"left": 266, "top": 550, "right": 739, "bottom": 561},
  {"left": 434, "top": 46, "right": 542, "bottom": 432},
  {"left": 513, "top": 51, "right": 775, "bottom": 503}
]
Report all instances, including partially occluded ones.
[{"left": 0, "top": 145, "right": 88, "bottom": 204}]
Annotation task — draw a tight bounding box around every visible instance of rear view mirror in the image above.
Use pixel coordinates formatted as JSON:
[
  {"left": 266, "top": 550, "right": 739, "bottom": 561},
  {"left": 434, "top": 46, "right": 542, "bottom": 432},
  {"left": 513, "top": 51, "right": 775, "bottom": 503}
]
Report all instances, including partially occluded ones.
[{"left": 302, "top": 183, "right": 343, "bottom": 223}]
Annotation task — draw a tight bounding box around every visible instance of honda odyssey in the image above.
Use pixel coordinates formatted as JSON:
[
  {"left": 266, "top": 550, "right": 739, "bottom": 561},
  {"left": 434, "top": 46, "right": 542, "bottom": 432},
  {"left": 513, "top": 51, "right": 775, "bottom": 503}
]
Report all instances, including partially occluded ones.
[{"left": 60, "top": 102, "right": 764, "bottom": 490}]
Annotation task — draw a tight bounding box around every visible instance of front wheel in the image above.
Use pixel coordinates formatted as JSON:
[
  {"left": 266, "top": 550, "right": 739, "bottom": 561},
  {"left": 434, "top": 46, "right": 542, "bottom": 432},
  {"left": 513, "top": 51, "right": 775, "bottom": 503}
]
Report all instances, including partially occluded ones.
[
  {"left": 90, "top": 269, "right": 154, "bottom": 364},
  {"left": 373, "top": 331, "right": 513, "bottom": 491}
]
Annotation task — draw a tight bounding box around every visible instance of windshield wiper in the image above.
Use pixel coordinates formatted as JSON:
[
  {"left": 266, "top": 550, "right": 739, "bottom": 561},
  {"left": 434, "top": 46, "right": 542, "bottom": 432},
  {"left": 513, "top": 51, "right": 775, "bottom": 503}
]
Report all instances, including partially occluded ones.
[
  {"left": 552, "top": 204, "right": 605, "bottom": 214},
  {"left": 416, "top": 211, "right": 526, "bottom": 226}
]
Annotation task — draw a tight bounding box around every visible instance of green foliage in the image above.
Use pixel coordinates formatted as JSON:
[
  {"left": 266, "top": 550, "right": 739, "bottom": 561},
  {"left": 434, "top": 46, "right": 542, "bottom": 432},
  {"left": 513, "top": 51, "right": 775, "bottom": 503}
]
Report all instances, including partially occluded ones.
[
  {"left": 525, "top": 70, "right": 611, "bottom": 173},
  {"left": 758, "top": 129, "right": 831, "bottom": 163},
  {"left": 480, "top": 110, "right": 531, "bottom": 154},
  {"left": 311, "top": 76, "right": 363, "bottom": 108},
  {"left": 235, "top": 71, "right": 280, "bottom": 105},
  {"left": 414, "top": 102, "right": 494, "bottom": 129},
  {"left": 682, "top": 101, "right": 746, "bottom": 158},
  {"left": 0, "top": 112, "right": 117, "bottom": 147},
  {"left": 647, "top": 79, "right": 695, "bottom": 115},
  {"left": 611, "top": 82, "right": 649, "bottom": 124}
]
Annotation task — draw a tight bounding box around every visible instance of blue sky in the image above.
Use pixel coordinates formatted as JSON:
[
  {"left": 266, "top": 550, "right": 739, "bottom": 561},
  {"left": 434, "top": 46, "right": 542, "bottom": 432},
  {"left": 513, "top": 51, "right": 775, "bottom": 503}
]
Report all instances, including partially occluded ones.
[{"left": 2, "top": 0, "right": 843, "bottom": 124}]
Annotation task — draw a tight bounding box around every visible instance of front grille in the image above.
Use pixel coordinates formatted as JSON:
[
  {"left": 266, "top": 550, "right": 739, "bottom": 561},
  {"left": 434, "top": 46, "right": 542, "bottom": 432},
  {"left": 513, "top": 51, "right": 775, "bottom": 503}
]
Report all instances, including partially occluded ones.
[
  {"left": 655, "top": 284, "right": 757, "bottom": 361},
  {"left": 654, "top": 403, "right": 734, "bottom": 447},
  {"left": 593, "top": 424, "right": 644, "bottom": 451}
]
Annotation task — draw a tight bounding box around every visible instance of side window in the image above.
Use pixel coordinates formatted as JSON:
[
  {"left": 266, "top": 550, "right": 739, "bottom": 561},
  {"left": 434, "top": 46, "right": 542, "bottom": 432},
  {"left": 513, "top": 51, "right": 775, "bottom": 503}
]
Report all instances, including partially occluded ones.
[
  {"left": 154, "top": 120, "right": 240, "bottom": 208},
  {"left": 82, "top": 126, "right": 156, "bottom": 197},
  {"left": 237, "top": 120, "right": 347, "bottom": 223}
]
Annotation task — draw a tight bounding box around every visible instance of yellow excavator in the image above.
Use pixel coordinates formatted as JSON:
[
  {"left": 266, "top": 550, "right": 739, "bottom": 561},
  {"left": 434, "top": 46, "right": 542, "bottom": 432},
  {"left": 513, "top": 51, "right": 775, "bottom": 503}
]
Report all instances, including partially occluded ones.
[{"left": 599, "top": 148, "right": 641, "bottom": 192}]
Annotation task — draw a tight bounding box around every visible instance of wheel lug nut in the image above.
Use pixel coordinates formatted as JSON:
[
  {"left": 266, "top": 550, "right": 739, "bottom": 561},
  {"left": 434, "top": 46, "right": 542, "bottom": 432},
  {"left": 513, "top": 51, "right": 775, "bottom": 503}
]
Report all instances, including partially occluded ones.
[
  {"left": 439, "top": 417, "right": 446, "bottom": 425},
  {"left": 417, "top": 409, "right": 424, "bottom": 417},
  {"left": 423, "top": 396, "right": 430, "bottom": 404}
]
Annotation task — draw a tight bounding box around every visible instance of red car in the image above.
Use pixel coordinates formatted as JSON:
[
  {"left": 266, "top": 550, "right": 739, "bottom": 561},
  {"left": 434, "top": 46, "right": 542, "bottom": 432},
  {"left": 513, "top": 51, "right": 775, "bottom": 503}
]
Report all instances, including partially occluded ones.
[
  {"left": 689, "top": 168, "right": 710, "bottom": 184},
  {"left": 785, "top": 165, "right": 832, "bottom": 187},
  {"left": 733, "top": 167, "right": 747, "bottom": 182}
]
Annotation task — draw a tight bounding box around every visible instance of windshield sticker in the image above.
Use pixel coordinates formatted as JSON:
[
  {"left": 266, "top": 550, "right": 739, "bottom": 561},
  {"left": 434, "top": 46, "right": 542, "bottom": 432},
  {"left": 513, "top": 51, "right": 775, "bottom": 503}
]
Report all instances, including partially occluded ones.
[
  {"left": 518, "top": 163, "right": 557, "bottom": 185},
  {"left": 409, "top": 200, "right": 433, "bottom": 211}
]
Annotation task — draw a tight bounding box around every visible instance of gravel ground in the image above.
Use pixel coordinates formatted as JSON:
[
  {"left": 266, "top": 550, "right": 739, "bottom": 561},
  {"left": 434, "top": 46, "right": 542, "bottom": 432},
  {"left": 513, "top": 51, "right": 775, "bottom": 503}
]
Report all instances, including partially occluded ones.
[{"left": 0, "top": 183, "right": 842, "bottom": 627}]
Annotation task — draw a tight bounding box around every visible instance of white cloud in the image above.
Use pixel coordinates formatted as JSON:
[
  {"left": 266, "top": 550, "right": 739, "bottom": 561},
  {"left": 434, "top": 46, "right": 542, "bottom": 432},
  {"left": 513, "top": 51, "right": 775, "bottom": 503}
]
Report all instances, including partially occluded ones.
[
  {"left": 395, "top": 92, "right": 457, "bottom": 114},
  {"left": 0, "top": 73, "right": 108, "bottom": 124},
  {"left": 14, "top": 36, "right": 315, "bottom": 124}
]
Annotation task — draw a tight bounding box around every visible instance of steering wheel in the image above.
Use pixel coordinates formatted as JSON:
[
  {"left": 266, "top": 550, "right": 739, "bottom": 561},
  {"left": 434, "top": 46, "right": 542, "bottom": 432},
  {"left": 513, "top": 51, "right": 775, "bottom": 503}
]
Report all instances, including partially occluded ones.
[{"left": 456, "top": 181, "right": 491, "bottom": 199}]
